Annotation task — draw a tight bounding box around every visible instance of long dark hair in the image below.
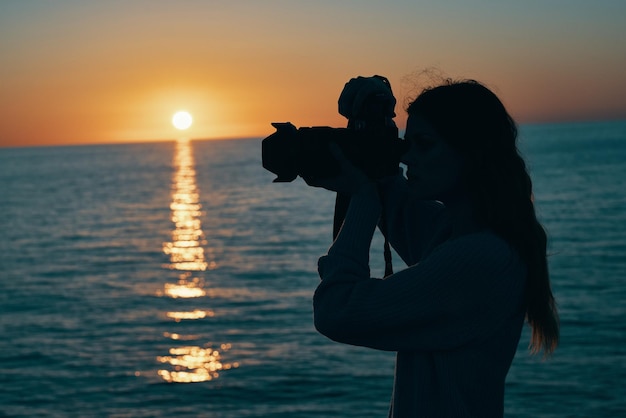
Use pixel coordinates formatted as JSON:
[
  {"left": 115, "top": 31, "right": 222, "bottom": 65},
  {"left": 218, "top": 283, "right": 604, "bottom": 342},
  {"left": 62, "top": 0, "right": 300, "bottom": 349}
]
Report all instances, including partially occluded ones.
[{"left": 407, "top": 80, "right": 559, "bottom": 355}]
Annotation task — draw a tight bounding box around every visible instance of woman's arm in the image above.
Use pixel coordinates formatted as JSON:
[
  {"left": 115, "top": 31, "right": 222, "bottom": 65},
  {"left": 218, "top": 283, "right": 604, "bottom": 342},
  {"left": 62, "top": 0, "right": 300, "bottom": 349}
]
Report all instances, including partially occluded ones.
[{"left": 314, "top": 193, "right": 526, "bottom": 352}]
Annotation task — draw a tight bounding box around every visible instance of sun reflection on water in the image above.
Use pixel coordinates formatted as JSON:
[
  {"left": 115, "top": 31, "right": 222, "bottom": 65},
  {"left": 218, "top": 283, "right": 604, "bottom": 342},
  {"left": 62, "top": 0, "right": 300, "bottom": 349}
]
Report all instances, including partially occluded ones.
[
  {"left": 156, "top": 138, "right": 237, "bottom": 383},
  {"left": 161, "top": 273, "right": 207, "bottom": 298},
  {"left": 157, "top": 344, "right": 239, "bottom": 383},
  {"left": 166, "top": 309, "right": 214, "bottom": 321}
]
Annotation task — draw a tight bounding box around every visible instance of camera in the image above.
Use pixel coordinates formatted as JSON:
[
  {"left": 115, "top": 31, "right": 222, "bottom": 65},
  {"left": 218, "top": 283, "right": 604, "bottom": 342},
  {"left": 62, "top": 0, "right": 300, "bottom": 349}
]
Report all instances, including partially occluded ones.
[{"left": 262, "top": 75, "right": 408, "bottom": 183}]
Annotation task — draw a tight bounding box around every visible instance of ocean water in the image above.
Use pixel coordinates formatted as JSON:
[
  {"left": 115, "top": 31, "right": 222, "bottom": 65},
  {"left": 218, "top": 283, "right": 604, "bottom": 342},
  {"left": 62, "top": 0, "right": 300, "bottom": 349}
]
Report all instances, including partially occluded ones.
[{"left": 1, "top": 121, "right": 625, "bottom": 418}]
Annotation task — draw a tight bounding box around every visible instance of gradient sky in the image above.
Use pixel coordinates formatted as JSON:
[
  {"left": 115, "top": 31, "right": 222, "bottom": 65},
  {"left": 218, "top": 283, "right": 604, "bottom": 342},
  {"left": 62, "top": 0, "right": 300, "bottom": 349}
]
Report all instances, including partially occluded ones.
[{"left": 1, "top": 0, "right": 625, "bottom": 147}]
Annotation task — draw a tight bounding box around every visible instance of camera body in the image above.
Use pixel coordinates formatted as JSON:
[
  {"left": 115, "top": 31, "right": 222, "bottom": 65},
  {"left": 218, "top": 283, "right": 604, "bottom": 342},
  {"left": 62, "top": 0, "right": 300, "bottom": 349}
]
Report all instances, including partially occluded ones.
[{"left": 262, "top": 75, "right": 407, "bottom": 183}]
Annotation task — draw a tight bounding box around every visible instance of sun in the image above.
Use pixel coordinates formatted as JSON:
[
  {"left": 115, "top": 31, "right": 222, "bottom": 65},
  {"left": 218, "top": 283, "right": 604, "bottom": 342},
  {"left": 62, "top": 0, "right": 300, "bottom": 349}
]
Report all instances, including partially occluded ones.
[{"left": 172, "top": 111, "right": 193, "bottom": 130}]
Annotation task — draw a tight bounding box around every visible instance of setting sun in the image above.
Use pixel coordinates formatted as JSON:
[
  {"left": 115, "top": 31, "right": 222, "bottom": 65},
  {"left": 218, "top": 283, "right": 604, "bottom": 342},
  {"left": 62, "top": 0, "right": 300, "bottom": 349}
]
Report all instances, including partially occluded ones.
[{"left": 172, "top": 111, "right": 193, "bottom": 130}]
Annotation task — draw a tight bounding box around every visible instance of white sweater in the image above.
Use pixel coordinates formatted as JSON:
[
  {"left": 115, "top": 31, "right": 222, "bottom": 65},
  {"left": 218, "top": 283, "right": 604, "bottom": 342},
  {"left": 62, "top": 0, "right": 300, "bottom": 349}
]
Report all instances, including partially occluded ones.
[{"left": 313, "top": 176, "right": 526, "bottom": 417}]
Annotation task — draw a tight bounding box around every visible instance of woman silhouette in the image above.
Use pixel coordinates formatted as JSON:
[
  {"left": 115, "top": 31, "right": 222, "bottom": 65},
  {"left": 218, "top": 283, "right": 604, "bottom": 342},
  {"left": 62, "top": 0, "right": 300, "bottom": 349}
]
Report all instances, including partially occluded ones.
[{"left": 311, "top": 80, "right": 559, "bottom": 417}]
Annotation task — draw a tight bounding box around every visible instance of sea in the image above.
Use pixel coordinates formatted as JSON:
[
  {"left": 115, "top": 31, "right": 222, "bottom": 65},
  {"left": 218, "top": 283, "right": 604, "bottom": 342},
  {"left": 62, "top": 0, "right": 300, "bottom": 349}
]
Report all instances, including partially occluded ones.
[{"left": 1, "top": 120, "right": 625, "bottom": 418}]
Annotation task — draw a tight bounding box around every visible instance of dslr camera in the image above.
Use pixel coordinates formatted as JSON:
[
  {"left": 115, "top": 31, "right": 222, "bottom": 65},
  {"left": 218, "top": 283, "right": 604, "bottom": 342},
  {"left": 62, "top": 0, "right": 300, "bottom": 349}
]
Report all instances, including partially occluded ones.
[{"left": 262, "top": 75, "right": 408, "bottom": 183}]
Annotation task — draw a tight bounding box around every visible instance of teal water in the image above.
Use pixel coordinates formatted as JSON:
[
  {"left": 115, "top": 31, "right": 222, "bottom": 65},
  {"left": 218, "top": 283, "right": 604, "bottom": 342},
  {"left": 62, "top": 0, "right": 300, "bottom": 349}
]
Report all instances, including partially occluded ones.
[{"left": 1, "top": 121, "right": 625, "bottom": 417}]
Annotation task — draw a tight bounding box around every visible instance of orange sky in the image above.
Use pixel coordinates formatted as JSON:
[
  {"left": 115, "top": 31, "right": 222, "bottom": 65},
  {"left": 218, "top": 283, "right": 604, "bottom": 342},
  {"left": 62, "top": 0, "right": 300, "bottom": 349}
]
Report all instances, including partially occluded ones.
[{"left": 1, "top": 1, "right": 625, "bottom": 147}]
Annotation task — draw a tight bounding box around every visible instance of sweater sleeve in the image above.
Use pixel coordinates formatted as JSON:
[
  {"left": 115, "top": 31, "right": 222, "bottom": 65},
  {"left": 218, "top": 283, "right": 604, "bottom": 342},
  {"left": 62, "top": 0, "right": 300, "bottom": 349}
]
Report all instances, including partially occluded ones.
[{"left": 314, "top": 231, "right": 527, "bottom": 352}]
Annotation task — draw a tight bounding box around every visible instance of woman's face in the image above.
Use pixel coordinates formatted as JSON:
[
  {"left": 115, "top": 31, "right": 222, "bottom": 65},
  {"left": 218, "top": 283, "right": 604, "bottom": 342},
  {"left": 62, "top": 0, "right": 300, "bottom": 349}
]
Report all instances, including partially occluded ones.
[{"left": 401, "top": 115, "right": 465, "bottom": 201}]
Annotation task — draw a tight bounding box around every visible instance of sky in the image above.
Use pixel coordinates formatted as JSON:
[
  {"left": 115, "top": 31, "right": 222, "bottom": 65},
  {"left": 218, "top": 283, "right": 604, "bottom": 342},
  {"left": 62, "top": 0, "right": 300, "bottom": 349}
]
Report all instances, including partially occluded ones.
[{"left": 1, "top": 0, "right": 625, "bottom": 147}]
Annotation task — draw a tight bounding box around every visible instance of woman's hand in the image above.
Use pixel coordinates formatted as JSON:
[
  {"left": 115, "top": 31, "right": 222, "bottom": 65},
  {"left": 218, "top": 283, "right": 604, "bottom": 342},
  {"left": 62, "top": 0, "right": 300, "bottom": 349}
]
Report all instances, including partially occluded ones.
[{"left": 303, "top": 143, "right": 374, "bottom": 195}]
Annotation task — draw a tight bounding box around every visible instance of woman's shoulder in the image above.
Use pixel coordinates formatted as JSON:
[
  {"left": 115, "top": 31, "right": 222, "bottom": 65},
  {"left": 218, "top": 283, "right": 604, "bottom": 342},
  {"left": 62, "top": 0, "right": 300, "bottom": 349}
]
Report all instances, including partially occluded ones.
[
  {"left": 414, "top": 230, "right": 527, "bottom": 301},
  {"left": 432, "top": 229, "right": 523, "bottom": 271}
]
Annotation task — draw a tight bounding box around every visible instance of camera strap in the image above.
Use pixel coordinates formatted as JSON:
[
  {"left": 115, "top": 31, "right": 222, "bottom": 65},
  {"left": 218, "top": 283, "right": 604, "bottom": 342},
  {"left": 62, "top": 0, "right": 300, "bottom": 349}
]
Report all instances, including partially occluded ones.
[
  {"left": 332, "top": 193, "right": 350, "bottom": 240},
  {"left": 378, "top": 191, "right": 394, "bottom": 278}
]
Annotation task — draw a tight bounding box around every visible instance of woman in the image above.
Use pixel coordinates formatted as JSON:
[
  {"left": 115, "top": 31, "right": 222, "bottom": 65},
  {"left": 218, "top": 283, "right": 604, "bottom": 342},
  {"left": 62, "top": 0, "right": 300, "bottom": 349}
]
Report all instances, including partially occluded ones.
[{"left": 311, "top": 80, "right": 559, "bottom": 417}]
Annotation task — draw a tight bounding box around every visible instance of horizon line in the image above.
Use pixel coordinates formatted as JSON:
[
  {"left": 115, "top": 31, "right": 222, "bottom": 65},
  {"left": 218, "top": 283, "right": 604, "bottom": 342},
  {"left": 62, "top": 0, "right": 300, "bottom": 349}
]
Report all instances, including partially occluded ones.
[{"left": 1, "top": 117, "right": 625, "bottom": 150}]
